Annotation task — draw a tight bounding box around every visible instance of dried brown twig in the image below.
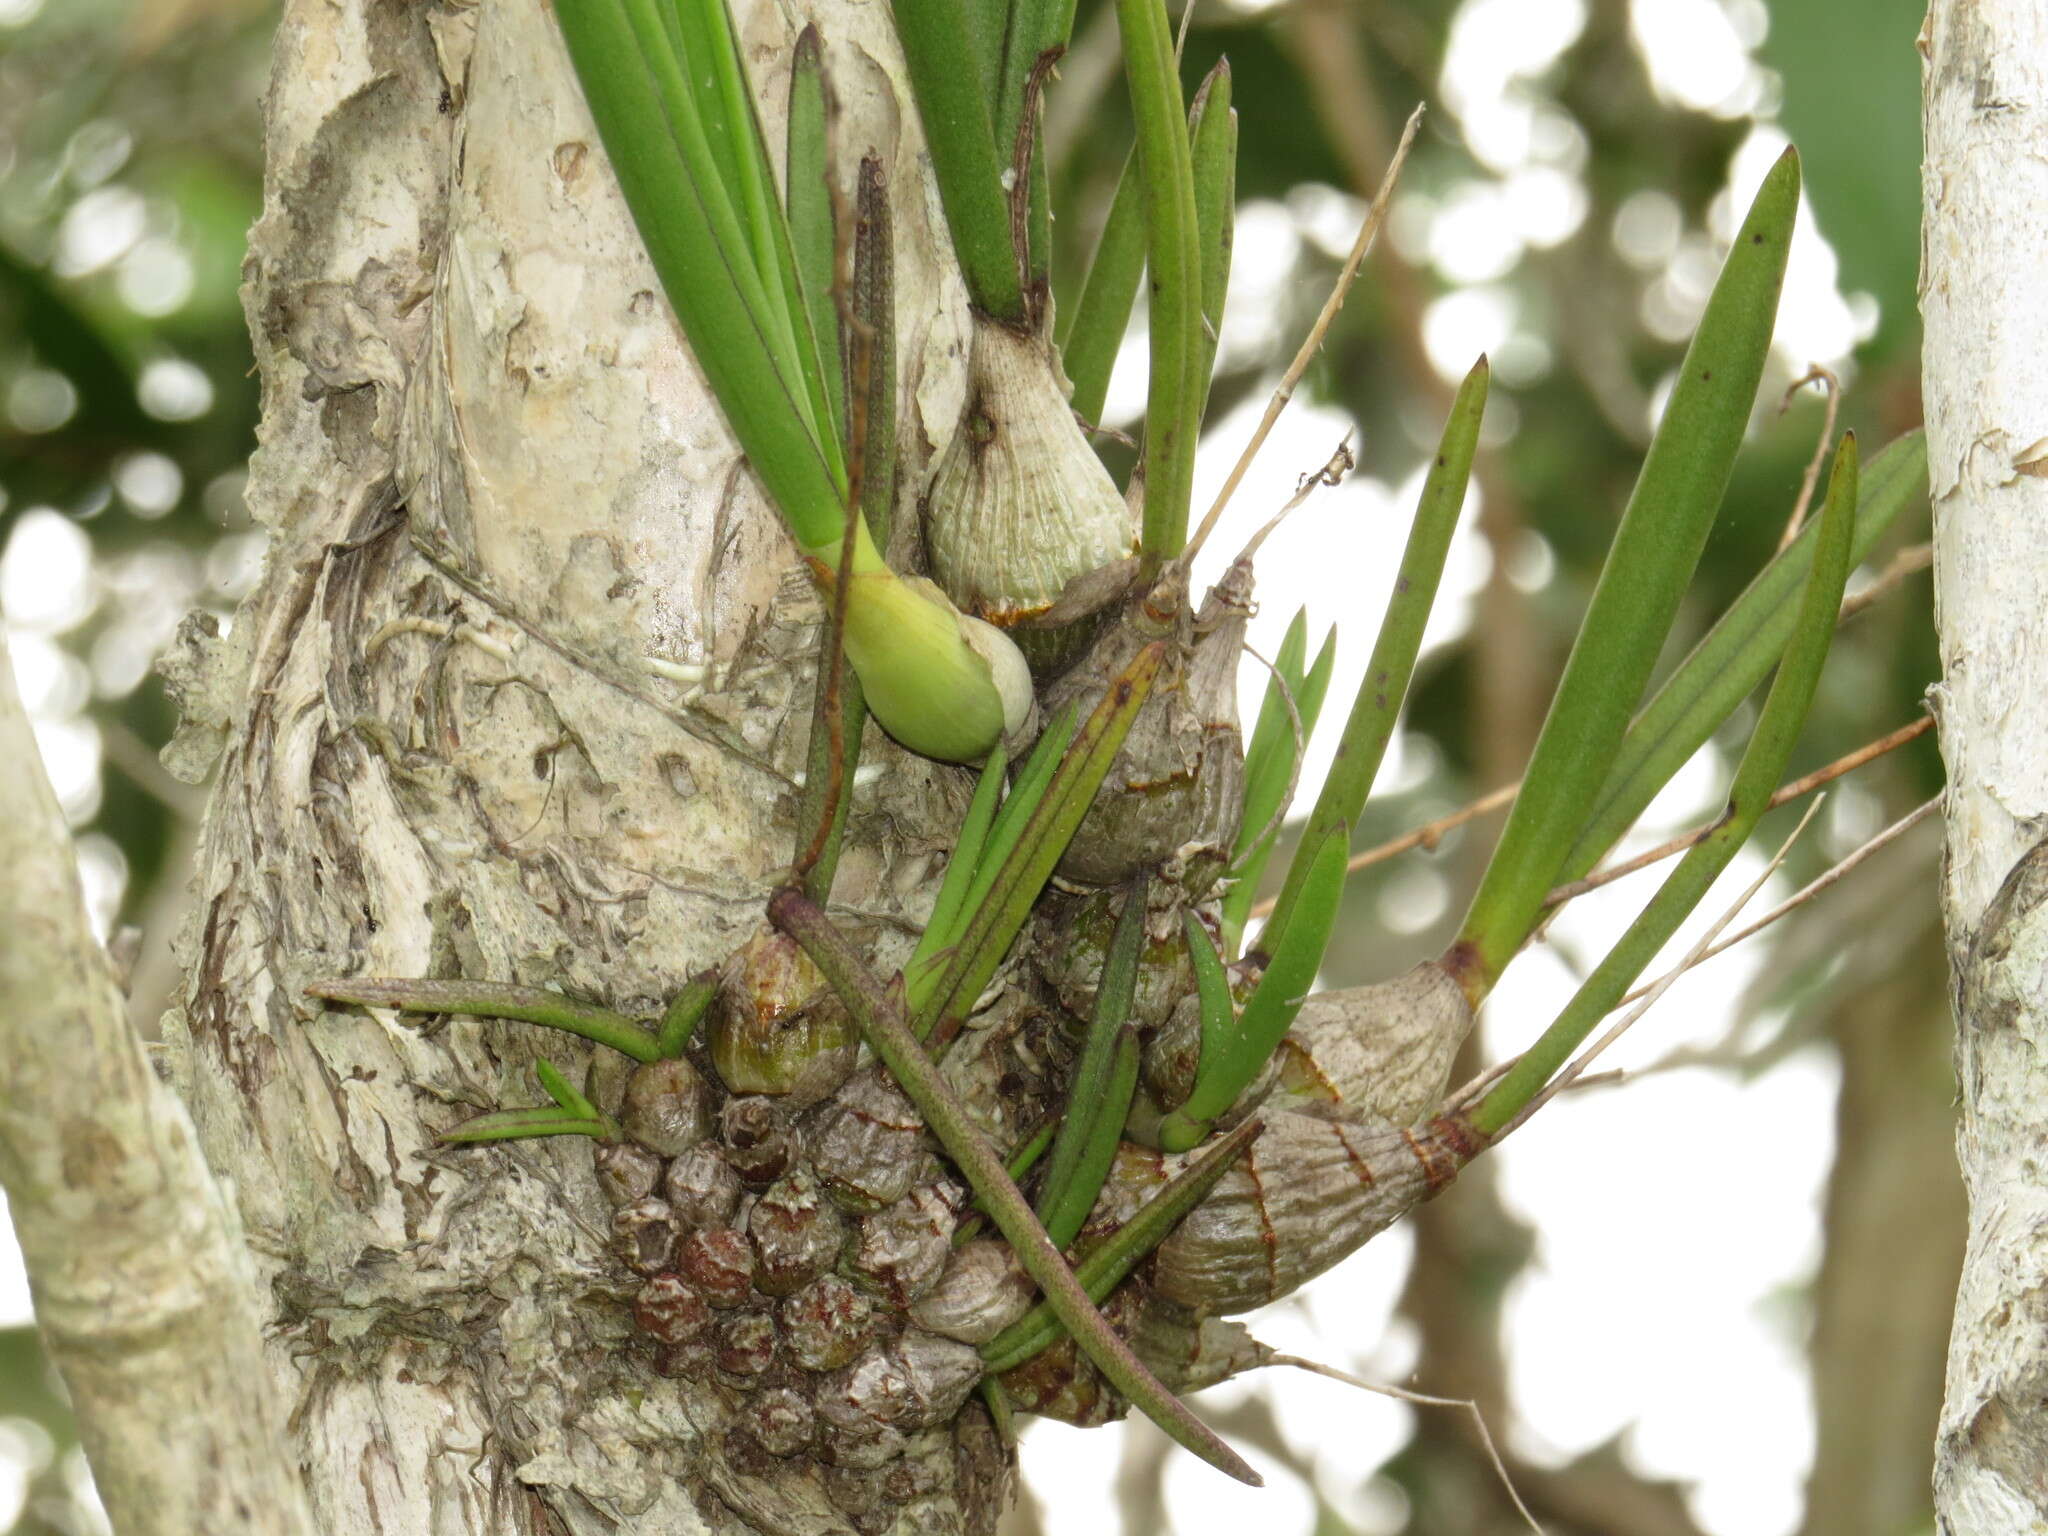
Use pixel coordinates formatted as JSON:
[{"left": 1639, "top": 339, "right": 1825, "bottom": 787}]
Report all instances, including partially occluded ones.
[
  {"left": 1776, "top": 364, "right": 1842, "bottom": 551},
  {"left": 1540, "top": 716, "right": 1932, "bottom": 909},
  {"left": 1184, "top": 105, "right": 1423, "bottom": 557},
  {"left": 1268, "top": 1354, "right": 1544, "bottom": 1534}
]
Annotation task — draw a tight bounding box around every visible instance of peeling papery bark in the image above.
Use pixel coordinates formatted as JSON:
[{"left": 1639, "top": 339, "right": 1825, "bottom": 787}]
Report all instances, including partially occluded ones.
[
  {"left": 1921, "top": 3, "right": 2048, "bottom": 1529},
  {"left": 170, "top": 1, "right": 996, "bottom": 1530}
]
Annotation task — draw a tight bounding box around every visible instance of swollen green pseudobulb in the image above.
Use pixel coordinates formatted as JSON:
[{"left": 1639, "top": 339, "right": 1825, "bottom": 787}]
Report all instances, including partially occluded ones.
[
  {"left": 805, "top": 517, "right": 1033, "bottom": 765},
  {"left": 555, "top": 0, "right": 1028, "bottom": 766}
]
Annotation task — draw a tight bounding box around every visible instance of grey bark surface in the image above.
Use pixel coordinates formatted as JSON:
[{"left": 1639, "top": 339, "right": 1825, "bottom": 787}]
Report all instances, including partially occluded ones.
[
  {"left": 164, "top": 0, "right": 992, "bottom": 1529},
  {"left": 1921, "top": 2, "right": 2048, "bottom": 1528},
  {"left": 0, "top": 629, "right": 317, "bottom": 1536}
]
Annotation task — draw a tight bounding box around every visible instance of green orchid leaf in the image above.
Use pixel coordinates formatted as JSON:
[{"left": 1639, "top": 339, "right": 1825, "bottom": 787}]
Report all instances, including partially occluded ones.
[
  {"left": 1449, "top": 149, "right": 1802, "bottom": 1000},
  {"left": 1471, "top": 431, "right": 1861, "bottom": 1136}
]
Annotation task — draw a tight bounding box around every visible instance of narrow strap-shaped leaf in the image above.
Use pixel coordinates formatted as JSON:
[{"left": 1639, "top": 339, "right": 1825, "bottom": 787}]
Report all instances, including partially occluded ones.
[
  {"left": 1161, "top": 828, "right": 1348, "bottom": 1151},
  {"left": 305, "top": 977, "right": 662, "bottom": 1062},
  {"left": 959, "top": 0, "right": 1004, "bottom": 96},
  {"left": 768, "top": 887, "right": 1262, "bottom": 1486},
  {"left": 994, "top": 0, "right": 1078, "bottom": 170},
  {"left": 1187, "top": 59, "right": 1235, "bottom": 419},
  {"left": 621, "top": 0, "right": 834, "bottom": 465},
  {"left": 557, "top": 0, "right": 847, "bottom": 544},
  {"left": 440, "top": 1106, "right": 615, "bottom": 1144},
  {"left": 958, "top": 704, "right": 1079, "bottom": 928},
  {"left": 1036, "top": 875, "right": 1150, "bottom": 1249},
  {"left": 907, "top": 747, "right": 1010, "bottom": 978},
  {"left": 1469, "top": 432, "right": 1861, "bottom": 1137},
  {"left": 1260, "top": 357, "right": 1489, "bottom": 958},
  {"left": 1058, "top": 144, "right": 1145, "bottom": 425},
  {"left": 657, "top": 972, "right": 719, "bottom": 1058},
  {"left": 1183, "top": 910, "right": 1234, "bottom": 1090},
  {"left": 1238, "top": 611, "right": 1311, "bottom": 832},
  {"left": 534, "top": 1058, "right": 605, "bottom": 1122},
  {"left": 995, "top": 0, "right": 1079, "bottom": 290},
  {"left": 1223, "top": 624, "right": 1337, "bottom": 953},
  {"left": 1558, "top": 427, "right": 1928, "bottom": 884},
  {"left": 1057, "top": 59, "right": 1228, "bottom": 429},
  {"left": 670, "top": 0, "right": 846, "bottom": 463},
  {"left": 1234, "top": 613, "right": 1338, "bottom": 859},
  {"left": 1117, "top": 0, "right": 1205, "bottom": 571},
  {"left": 786, "top": 26, "right": 845, "bottom": 433},
  {"left": 981, "top": 1113, "right": 1265, "bottom": 1374},
  {"left": 1449, "top": 149, "right": 1802, "bottom": 1001},
  {"left": 902, "top": 714, "right": 1071, "bottom": 1026},
  {"left": 889, "top": 0, "right": 1028, "bottom": 320},
  {"left": 920, "top": 646, "right": 1165, "bottom": 1039}
]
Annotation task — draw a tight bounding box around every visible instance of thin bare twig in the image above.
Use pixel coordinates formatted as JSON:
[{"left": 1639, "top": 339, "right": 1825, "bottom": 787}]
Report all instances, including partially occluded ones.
[
  {"left": 1248, "top": 783, "right": 1520, "bottom": 921},
  {"left": 1185, "top": 104, "right": 1423, "bottom": 558},
  {"left": 1839, "top": 541, "right": 1932, "bottom": 623},
  {"left": 1776, "top": 364, "right": 1842, "bottom": 552},
  {"left": 1499, "top": 798, "right": 1827, "bottom": 1138},
  {"left": 1268, "top": 1354, "right": 1544, "bottom": 1534},
  {"left": 1540, "top": 716, "right": 1933, "bottom": 909},
  {"left": 1609, "top": 795, "right": 1941, "bottom": 1011}
]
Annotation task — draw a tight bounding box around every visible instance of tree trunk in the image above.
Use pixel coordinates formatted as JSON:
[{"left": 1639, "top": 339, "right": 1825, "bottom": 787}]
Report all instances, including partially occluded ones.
[
  {"left": 162, "top": 0, "right": 995, "bottom": 1528},
  {"left": 1921, "top": 3, "right": 2048, "bottom": 1529}
]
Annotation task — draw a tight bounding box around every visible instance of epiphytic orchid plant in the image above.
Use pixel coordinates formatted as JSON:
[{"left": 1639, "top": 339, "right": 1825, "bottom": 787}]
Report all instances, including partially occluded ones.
[{"left": 306, "top": 0, "right": 1930, "bottom": 1499}]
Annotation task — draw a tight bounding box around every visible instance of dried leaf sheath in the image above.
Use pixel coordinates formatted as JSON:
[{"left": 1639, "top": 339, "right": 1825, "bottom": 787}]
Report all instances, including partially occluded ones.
[{"left": 1094, "top": 1108, "right": 1484, "bottom": 1314}]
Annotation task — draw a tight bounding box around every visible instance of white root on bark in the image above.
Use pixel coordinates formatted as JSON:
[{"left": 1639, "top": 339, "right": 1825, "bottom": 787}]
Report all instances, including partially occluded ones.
[
  {"left": 1921, "top": 3, "right": 2048, "bottom": 1528},
  {"left": 0, "top": 630, "right": 316, "bottom": 1536}
]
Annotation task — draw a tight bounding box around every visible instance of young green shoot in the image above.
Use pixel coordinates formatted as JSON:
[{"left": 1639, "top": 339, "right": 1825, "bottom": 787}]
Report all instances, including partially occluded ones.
[
  {"left": 441, "top": 1058, "right": 620, "bottom": 1144},
  {"left": 1117, "top": 0, "right": 1206, "bottom": 572},
  {"left": 1184, "top": 910, "right": 1235, "bottom": 1090},
  {"left": 1158, "top": 829, "right": 1348, "bottom": 1151},
  {"left": 1223, "top": 613, "right": 1338, "bottom": 954},
  {"left": 1447, "top": 148, "right": 1802, "bottom": 1003},
  {"left": 980, "top": 1113, "right": 1265, "bottom": 1374},
  {"left": 917, "top": 646, "right": 1165, "bottom": 1043},
  {"left": 1034, "top": 875, "right": 1149, "bottom": 1250},
  {"left": 903, "top": 714, "right": 1073, "bottom": 1024},
  {"left": 656, "top": 973, "right": 719, "bottom": 1059},
  {"left": 305, "top": 977, "right": 662, "bottom": 1063}
]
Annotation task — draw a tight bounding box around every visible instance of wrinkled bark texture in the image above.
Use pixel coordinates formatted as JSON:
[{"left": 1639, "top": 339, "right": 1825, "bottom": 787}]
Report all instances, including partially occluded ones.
[
  {"left": 1921, "top": 2, "right": 2048, "bottom": 1529},
  {"left": 166, "top": 0, "right": 998, "bottom": 1529}
]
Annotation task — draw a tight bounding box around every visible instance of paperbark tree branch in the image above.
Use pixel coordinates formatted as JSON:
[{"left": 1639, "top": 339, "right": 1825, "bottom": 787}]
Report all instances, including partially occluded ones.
[
  {"left": 0, "top": 629, "right": 316, "bottom": 1536},
  {"left": 1921, "top": 3, "right": 2048, "bottom": 1528},
  {"left": 152, "top": 0, "right": 997, "bottom": 1530}
]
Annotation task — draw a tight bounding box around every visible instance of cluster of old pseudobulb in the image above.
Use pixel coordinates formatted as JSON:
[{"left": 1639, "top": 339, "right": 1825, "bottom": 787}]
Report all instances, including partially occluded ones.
[{"left": 593, "top": 926, "right": 1043, "bottom": 1517}]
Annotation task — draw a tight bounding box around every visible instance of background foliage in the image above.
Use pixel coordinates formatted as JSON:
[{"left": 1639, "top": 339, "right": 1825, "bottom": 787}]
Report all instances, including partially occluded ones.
[{"left": 0, "top": 0, "right": 1943, "bottom": 1532}]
